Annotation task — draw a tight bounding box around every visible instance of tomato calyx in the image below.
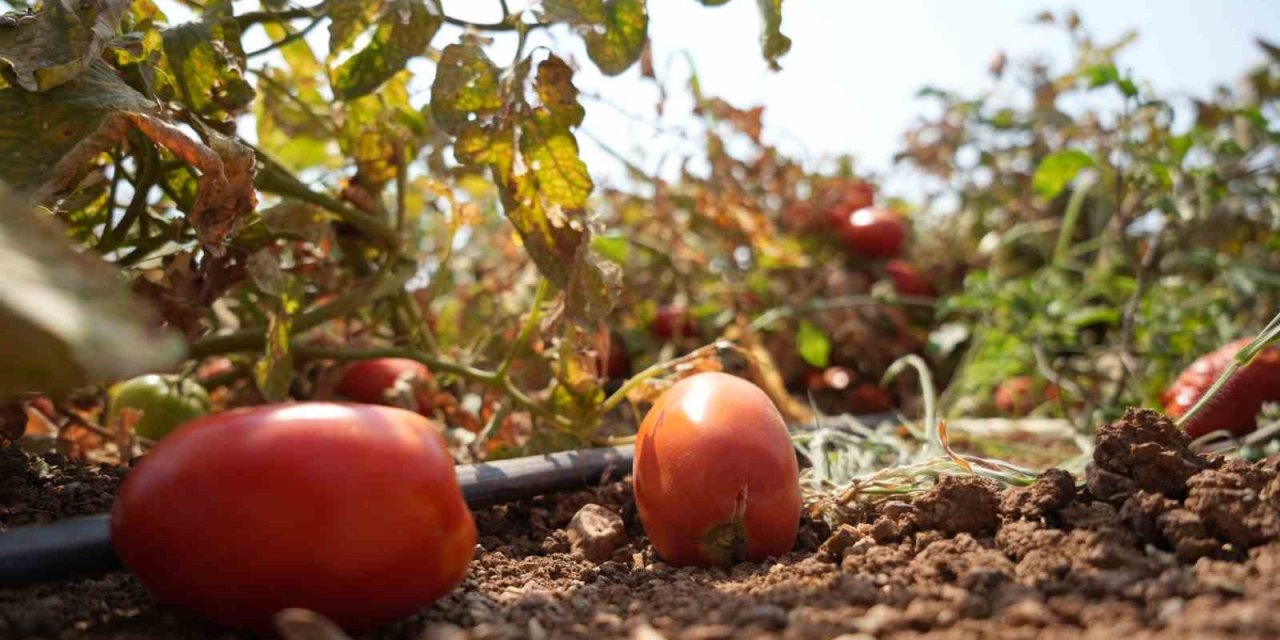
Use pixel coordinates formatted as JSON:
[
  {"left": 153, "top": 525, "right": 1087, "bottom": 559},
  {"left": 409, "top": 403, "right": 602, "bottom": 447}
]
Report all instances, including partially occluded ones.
[{"left": 700, "top": 485, "right": 750, "bottom": 566}]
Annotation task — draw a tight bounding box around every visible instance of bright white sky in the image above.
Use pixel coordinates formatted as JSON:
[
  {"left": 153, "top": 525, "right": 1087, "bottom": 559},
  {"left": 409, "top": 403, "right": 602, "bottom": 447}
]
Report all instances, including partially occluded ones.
[{"left": 163, "top": 1, "right": 1280, "bottom": 198}]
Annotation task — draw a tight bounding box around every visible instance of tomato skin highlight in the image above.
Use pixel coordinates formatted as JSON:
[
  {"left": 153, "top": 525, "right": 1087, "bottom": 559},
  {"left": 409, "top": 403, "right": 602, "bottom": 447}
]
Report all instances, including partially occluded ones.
[
  {"left": 110, "top": 403, "right": 476, "bottom": 633},
  {"left": 633, "top": 372, "right": 800, "bottom": 567},
  {"left": 839, "top": 207, "right": 907, "bottom": 259},
  {"left": 1163, "top": 338, "right": 1280, "bottom": 438},
  {"left": 337, "top": 358, "right": 435, "bottom": 413}
]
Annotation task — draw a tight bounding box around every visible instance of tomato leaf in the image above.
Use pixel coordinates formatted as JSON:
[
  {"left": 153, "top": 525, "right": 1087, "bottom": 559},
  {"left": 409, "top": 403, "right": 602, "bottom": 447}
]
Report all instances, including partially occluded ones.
[
  {"left": 535, "top": 55, "right": 586, "bottom": 128},
  {"left": 0, "top": 0, "right": 131, "bottom": 92},
  {"left": 159, "top": 16, "right": 255, "bottom": 121},
  {"left": 756, "top": 0, "right": 791, "bottom": 70},
  {"left": 430, "top": 42, "right": 504, "bottom": 135},
  {"left": 0, "top": 184, "right": 184, "bottom": 399},
  {"left": 796, "top": 319, "right": 831, "bottom": 368},
  {"left": 541, "top": 0, "right": 648, "bottom": 76},
  {"left": 1032, "top": 149, "right": 1095, "bottom": 200},
  {"left": 254, "top": 278, "right": 303, "bottom": 403},
  {"left": 327, "top": 0, "right": 382, "bottom": 55},
  {"left": 332, "top": 0, "right": 441, "bottom": 101}
]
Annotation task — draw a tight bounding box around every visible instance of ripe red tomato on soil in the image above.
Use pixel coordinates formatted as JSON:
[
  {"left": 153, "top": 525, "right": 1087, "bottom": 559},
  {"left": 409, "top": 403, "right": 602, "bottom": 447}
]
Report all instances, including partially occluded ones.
[
  {"left": 885, "top": 260, "right": 936, "bottom": 297},
  {"left": 633, "top": 372, "right": 800, "bottom": 567},
  {"left": 1163, "top": 338, "right": 1280, "bottom": 438},
  {"left": 110, "top": 403, "right": 476, "bottom": 633},
  {"left": 650, "top": 305, "right": 697, "bottom": 341},
  {"left": 337, "top": 358, "right": 435, "bottom": 413},
  {"left": 839, "top": 207, "right": 908, "bottom": 259}
]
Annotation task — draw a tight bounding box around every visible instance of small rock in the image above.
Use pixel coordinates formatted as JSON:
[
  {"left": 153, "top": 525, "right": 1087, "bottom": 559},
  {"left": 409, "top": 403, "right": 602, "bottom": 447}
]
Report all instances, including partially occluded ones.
[
  {"left": 567, "top": 503, "right": 628, "bottom": 563},
  {"left": 817, "top": 524, "right": 863, "bottom": 562},
  {"left": 737, "top": 604, "right": 788, "bottom": 630}
]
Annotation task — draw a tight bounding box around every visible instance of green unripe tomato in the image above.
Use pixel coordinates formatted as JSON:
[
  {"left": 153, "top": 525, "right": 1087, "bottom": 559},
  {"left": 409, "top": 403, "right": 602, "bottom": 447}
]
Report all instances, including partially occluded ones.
[{"left": 108, "top": 375, "right": 211, "bottom": 440}]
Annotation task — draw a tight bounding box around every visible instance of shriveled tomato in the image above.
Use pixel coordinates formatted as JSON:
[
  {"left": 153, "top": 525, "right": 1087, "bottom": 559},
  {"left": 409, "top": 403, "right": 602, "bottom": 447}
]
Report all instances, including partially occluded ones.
[
  {"left": 885, "top": 260, "right": 936, "bottom": 297},
  {"left": 110, "top": 403, "right": 476, "bottom": 633},
  {"left": 1163, "top": 338, "right": 1280, "bottom": 438},
  {"left": 337, "top": 358, "right": 435, "bottom": 413},
  {"left": 108, "top": 375, "right": 211, "bottom": 440},
  {"left": 651, "top": 305, "right": 697, "bottom": 341},
  {"left": 839, "top": 207, "right": 907, "bottom": 259},
  {"left": 633, "top": 372, "right": 800, "bottom": 567}
]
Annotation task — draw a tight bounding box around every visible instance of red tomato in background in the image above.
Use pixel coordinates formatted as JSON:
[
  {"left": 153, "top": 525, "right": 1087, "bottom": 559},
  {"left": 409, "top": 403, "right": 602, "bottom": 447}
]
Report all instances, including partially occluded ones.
[
  {"left": 821, "top": 180, "right": 876, "bottom": 229},
  {"left": 1163, "top": 338, "right": 1280, "bottom": 438},
  {"left": 848, "top": 383, "right": 894, "bottom": 414},
  {"left": 110, "top": 403, "right": 476, "bottom": 633},
  {"left": 633, "top": 373, "right": 800, "bottom": 567},
  {"left": 651, "top": 305, "right": 697, "bottom": 341},
  {"left": 594, "top": 332, "right": 632, "bottom": 380},
  {"left": 885, "top": 260, "right": 936, "bottom": 297},
  {"left": 337, "top": 358, "right": 435, "bottom": 413},
  {"left": 839, "top": 208, "right": 907, "bottom": 259}
]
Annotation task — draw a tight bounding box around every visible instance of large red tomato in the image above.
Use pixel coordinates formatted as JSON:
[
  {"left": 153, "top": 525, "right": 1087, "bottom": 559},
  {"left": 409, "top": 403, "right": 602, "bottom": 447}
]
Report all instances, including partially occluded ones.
[
  {"left": 1163, "top": 338, "right": 1280, "bottom": 438},
  {"left": 337, "top": 358, "right": 435, "bottom": 413},
  {"left": 110, "top": 403, "right": 476, "bottom": 633},
  {"left": 821, "top": 180, "right": 876, "bottom": 229},
  {"left": 633, "top": 373, "right": 800, "bottom": 567},
  {"left": 839, "top": 207, "right": 907, "bottom": 259}
]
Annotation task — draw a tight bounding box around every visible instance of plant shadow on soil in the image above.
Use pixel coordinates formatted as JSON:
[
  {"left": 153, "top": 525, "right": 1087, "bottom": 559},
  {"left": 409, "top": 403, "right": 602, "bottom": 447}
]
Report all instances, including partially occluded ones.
[{"left": 3, "top": 408, "right": 1280, "bottom": 639}]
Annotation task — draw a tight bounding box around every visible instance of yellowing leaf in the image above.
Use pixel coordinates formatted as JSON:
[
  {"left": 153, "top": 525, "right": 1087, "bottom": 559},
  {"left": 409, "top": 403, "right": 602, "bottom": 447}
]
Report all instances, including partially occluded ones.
[
  {"left": 332, "top": 0, "right": 441, "bottom": 101},
  {"left": 584, "top": 0, "right": 649, "bottom": 76},
  {"left": 0, "top": 0, "right": 131, "bottom": 92},
  {"left": 431, "top": 43, "right": 504, "bottom": 134}
]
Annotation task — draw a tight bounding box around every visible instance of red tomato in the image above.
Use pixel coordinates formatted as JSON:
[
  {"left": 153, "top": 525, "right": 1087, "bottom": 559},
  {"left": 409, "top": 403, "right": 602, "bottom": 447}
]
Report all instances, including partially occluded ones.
[
  {"left": 633, "top": 373, "right": 800, "bottom": 567},
  {"left": 595, "top": 333, "right": 632, "bottom": 380},
  {"left": 839, "top": 207, "right": 907, "bottom": 259},
  {"left": 337, "top": 358, "right": 434, "bottom": 414},
  {"left": 885, "top": 260, "right": 936, "bottom": 297},
  {"left": 848, "top": 383, "right": 894, "bottom": 414},
  {"left": 651, "top": 305, "right": 697, "bottom": 341},
  {"left": 110, "top": 403, "right": 476, "bottom": 633},
  {"left": 1163, "top": 338, "right": 1280, "bottom": 438},
  {"left": 994, "top": 376, "right": 1038, "bottom": 416},
  {"left": 821, "top": 180, "right": 876, "bottom": 229}
]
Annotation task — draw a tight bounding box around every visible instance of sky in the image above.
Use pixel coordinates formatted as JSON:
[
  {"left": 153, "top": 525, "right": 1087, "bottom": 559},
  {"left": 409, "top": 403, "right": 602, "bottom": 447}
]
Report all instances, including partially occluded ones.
[{"left": 163, "top": 1, "right": 1280, "bottom": 197}]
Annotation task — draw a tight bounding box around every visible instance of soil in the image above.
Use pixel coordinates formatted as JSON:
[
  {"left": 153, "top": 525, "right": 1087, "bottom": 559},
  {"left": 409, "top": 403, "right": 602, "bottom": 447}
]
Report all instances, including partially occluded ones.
[{"left": 3, "top": 408, "right": 1280, "bottom": 639}]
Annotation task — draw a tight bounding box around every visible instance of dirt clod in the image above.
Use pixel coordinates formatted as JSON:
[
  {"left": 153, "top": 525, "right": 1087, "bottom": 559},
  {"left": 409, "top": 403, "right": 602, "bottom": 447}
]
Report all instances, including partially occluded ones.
[
  {"left": 1000, "top": 468, "right": 1076, "bottom": 520},
  {"left": 1089, "top": 408, "right": 1207, "bottom": 501},
  {"left": 914, "top": 474, "right": 1001, "bottom": 536},
  {"left": 566, "top": 503, "right": 629, "bottom": 563}
]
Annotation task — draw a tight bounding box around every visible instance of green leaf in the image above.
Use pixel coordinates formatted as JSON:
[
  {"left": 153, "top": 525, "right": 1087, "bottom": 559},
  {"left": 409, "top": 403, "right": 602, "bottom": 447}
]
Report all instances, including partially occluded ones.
[
  {"left": 1032, "top": 149, "right": 1095, "bottom": 200},
  {"left": 0, "top": 183, "right": 184, "bottom": 399},
  {"left": 592, "top": 233, "right": 631, "bottom": 264},
  {"left": 327, "top": 0, "right": 382, "bottom": 55},
  {"left": 160, "top": 18, "right": 255, "bottom": 121},
  {"left": 0, "top": 0, "right": 131, "bottom": 92},
  {"left": 542, "top": 0, "right": 607, "bottom": 23},
  {"left": 253, "top": 279, "right": 302, "bottom": 403},
  {"left": 430, "top": 43, "right": 504, "bottom": 134},
  {"left": 796, "top": 319, "right": 830, "bottom": 368},
  {"left": 756, "top": 0, "right": 791, "bottom": 70},
  {"left": 521, "top": 112, "right": 594, "bottom": 209},
  {"left": 584, "top": 0, "right": 649, "bottom": 76},
  {"left": 535, "top": 55, "right": 586, "bottom": 128},
  {"left": 333, "top": 0, "right": 441, "bottom": 101}
]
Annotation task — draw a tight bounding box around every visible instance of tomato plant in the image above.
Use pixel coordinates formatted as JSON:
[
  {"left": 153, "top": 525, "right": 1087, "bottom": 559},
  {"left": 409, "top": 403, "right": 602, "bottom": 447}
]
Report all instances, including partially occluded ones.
[
  {"left": 107, "top": 375, "right": 210, "bottom": 440},
  {"left": 110, "top": 402, "right": 475, "bottom": 632},
  {"left": 633, "top": 372, "right": 800, "bottom": 567}
]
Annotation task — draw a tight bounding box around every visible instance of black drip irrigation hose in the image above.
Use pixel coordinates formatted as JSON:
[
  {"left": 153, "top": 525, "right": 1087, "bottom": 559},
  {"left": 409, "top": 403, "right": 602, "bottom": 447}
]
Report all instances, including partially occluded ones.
[{"left": 0, "top": 412, "right": 897, "bottom": 587}]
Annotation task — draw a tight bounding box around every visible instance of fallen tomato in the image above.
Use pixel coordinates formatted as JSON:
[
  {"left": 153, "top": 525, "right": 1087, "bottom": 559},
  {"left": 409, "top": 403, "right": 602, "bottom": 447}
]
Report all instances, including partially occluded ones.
[
  {"left": 839, "top": 207, "right": 907, "bottom": 259},
  {"left": 1163, "top": 338, "right": 1280, "bottom": 438},
  {"left": 885, "top": 260, "right": 936, "bottom": 297},
  {"left": 107, "top": 375, "right": 211, "bottom": 440},
  {"left": 337, "top": 358, "right": 435, "bottom": 414},
  {"left": 110, "top": 403, "right": 476, "bottom": 633},
  {"left": 633, "top": 372, "right": 800, "bottom": 567}
]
